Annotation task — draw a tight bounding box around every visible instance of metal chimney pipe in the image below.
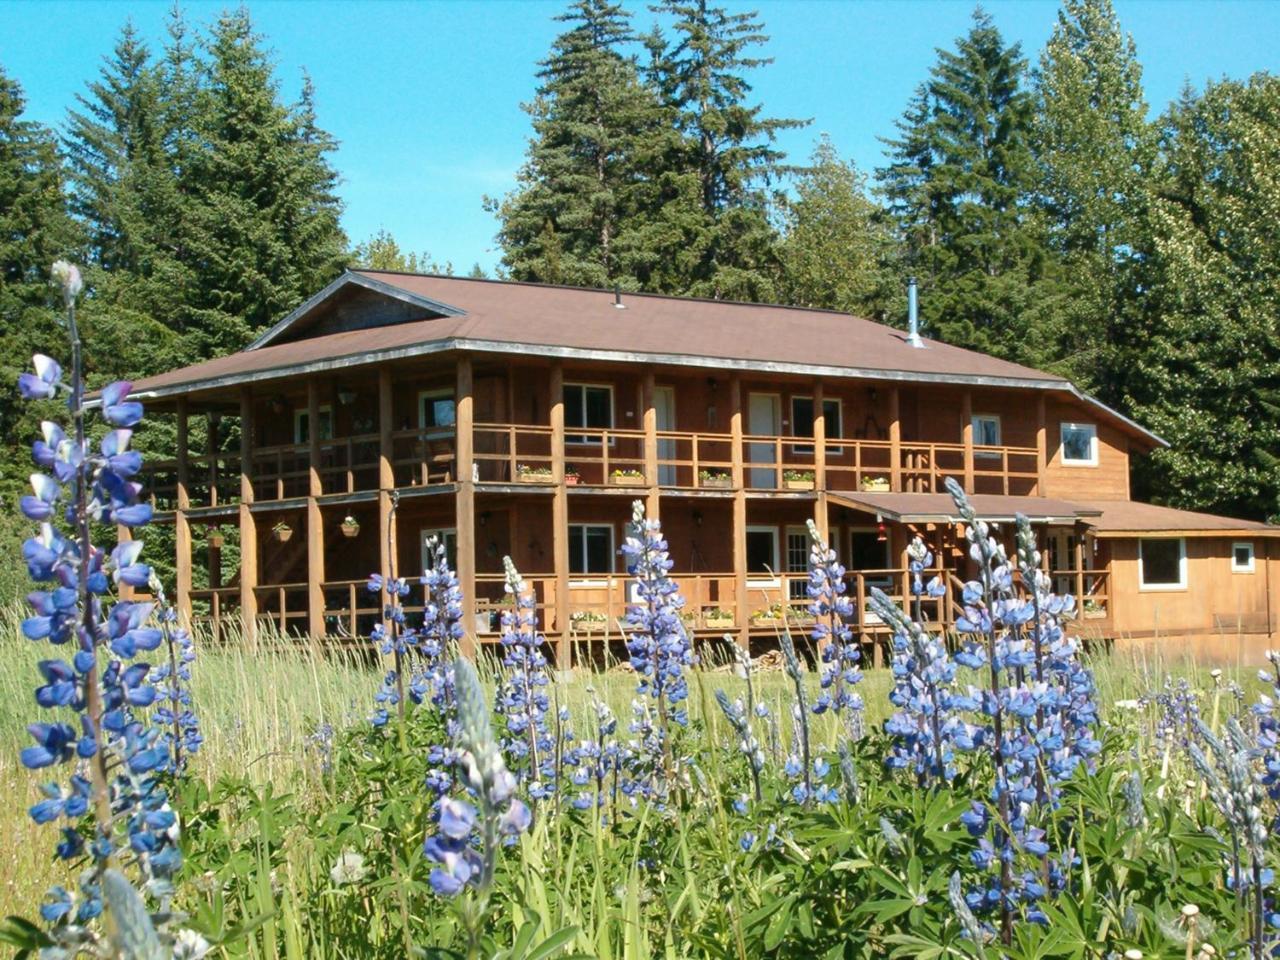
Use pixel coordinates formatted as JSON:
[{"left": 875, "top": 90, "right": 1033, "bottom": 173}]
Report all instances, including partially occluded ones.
[{"left": 906, "top": 276, "right": 924, "bottom": 348}]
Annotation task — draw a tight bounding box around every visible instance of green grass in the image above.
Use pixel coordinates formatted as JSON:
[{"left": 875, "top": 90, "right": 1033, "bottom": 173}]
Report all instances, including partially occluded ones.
[{"left": 0, "top": 606, "right": 1239, "bottom": 941}]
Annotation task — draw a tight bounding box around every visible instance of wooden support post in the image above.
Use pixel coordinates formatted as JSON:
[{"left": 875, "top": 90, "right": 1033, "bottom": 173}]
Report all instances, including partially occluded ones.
[
  {"left": 306, "top": 380, "right": 325, "bottom": 639},
  {"left": 642, "top": 370, "right": 659, "bottom": 517},
  {"left": 889, "top": 387, "right": 902, "bottom": 492},
  {"left": 961, "top": 390, "right": 975, "bottom": 493},
  {"left": 378, "top": 369, "right": 396, "bottom": 595},
  {"left": 238, "top": 390, "right": 258, "bottom": 650},
  {"left": 207, "top": 413, "right": 220, "bottom": 507},
  {"left": 729, "top": 375, "right": 748, "bottom": 649},
  {"left": 1074, "top": 534, "right": 1086, "bottom": 607},
  {"left": 550, "top": 363, "right": 570, "bottom": 670},
  {"left": 1035, "top": 394, "right": 1047, "bottom": 496},
  {"left": 173, "top": 398, "right": 191, "bottom": 619},
  {"left": 456, "top": 356, "right": 476, "bottom": 657},
  {"left": 813, "top": 381, "right": 828, "bottom": 542}
]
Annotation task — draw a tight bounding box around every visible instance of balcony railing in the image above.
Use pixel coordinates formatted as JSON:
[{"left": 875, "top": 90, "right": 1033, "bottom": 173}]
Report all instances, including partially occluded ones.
[{"left": 142, "top": 422, "right": 1041, "bottom": 510}]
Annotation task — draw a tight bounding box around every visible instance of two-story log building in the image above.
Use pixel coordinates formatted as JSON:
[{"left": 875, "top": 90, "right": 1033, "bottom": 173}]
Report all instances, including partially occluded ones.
[{"left": 128, "top": 270, "right": 1279, "bottom": 664}]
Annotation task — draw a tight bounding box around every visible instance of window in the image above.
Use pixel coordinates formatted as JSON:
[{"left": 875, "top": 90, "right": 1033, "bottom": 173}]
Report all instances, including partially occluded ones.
[
  {"left": 418, "top": 390, "right": 456, "bottom": 431},
  {"left": 849, "top": 528, "right": 893, "bottom": 585},
  {"left": 569, "top": 524, "right": 614, "bottom": 575},
  {"left": 420, "top": 528, "right": 457, "bottom": 572},
  {"left": 790, "top": 397, "right": 842, "bottom": 453},
  {"left": 972, "top": 414, "right": 1001, "bottom": 458},
  {"left": 1060, "top": 422, "right": 1098, "bottom": 466},
  {"left": 1232, "top": 541, "right": 1256, "bottom": 573},
  {"left": 746, "top": 526, "right": 779, "bottom": 578},
  {"left": 564, "top": 384, "right": 613, "bottom": 444},
  {"left": 294, "top": 405, "right": 333, "bottom": 444},
  {"left": 1139, "top": 538, "right": 1186, "bottom": 590},
  {"left": 786, "top": 528, "right": 808, "bottom": 600}
]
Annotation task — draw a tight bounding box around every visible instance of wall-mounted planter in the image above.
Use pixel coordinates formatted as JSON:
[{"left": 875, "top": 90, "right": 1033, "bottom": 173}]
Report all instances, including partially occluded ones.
[
  {"left": 610, "top": 474, "right": 645, "bottom": 487},
  {"left": 783, "top": 478, "right": 815, "bottom": 491}
]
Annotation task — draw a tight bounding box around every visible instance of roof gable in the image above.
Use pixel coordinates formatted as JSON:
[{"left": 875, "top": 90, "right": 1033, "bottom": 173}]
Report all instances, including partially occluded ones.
[{"left": 248, "top": 271, "right": 465, "bottom": 349}]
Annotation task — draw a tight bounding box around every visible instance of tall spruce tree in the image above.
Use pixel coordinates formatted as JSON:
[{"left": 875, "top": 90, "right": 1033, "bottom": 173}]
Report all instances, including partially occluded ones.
[
  {"left": 777, "top": 135, "right": 893, "bottom": 319},
  {"left": 183, "top": 8, "right": 346, "bottom": 354},
  {"left": 491, "top": 0, "right": 665, "bottom": 288},
  {"left": 1127, "top": 76, "right": 1280, "bottom": 521},
  {"left": 0, "top": 66, "right": 77, "bottom": 497},
  {"left": 1034, "top": 0, "right": 1150, "bottom": 398},
  {"left": 877, "top": 8, "right": 1055, "bottom": 360},
  {"left": 645, "top": 0, "right": 805, "bottom": 301}
]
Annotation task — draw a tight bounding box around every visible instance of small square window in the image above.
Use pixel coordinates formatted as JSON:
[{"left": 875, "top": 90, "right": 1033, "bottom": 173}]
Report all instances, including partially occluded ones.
[
  {"left": 1060, "top": 422, "right": 1098, "bottom": 465},
  {"left": 1232, "top": 541, "right": 1255, "bottom": 573},
  {"left": 972, "top": 414, "right": 1001, "bottom": 458},
  {"left": 569, "top": 524, "right": 614, "bottom": 575},
  {"left": 1139, "top": 538, "right": 1186, "bottom": 590}
]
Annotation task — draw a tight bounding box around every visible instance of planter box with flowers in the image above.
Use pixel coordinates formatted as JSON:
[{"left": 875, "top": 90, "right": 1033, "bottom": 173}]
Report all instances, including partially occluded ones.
[
  {"left": 570, "top": 610, "right": 608, "bottom": 633},
  {"left": 749, "top": 603, "right": 787, "bottom": 628},
  {"left": 698, "top": 469, "right": 733, "bottom": 489},
  {"left": 516, "top": 463, "right": 554, "bottom": 484},
  {"left": 703, "top": 607, "right": 735, "bottom": 630},
  {"left": 340, "top": 515, "right": 360, "bottom": 538},
  {"left": 610, "top": 469, "right": 646, "bottom": 487},
  {"left": 272, "top": 521, "right": 293, "bottom": 543},
  {"left": 1083, "top": 599, "right": 1108, "bottom": 619},
  {"left": 564, "top": 468, "right": 581, "bottom": 486},
  {"left": 782, "top": 470, "right": 816, "bottom": 491},
  {"left": 861, "top": 476, "right": 891, "bottom": 492}
]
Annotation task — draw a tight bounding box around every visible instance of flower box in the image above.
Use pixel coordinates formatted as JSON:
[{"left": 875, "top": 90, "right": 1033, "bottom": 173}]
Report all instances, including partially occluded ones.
[
  {"left": 700, "top": 474, "right": 733, "bottom": 489},
  {"left": 861, "top": 477, "right": 891, "bottom": 492},
  {"left": 783, "top": 478, "right": 815, "bottom": 491},
  {"left": 750, "top": 617, "right": 783, "bottom": 628},
  {"left": 610, "top": 473, "right": 645, "bottom": 487},
  {"left": 571, "top": 616, "right": 607, "bottom": 634},
  {"left": 565, "top": 474, "right": 581, "bottom": 486},
  {"left": 704, "top": 614, "right": 735, "bottom": 630},
  {"left": 517, "top": 469, "right": 554, "bottom": 484}
]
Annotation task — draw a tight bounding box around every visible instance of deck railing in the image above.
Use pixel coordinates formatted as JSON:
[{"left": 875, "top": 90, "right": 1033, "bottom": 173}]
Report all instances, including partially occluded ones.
[{"left": 145, "top": 421, "right": 1041, "bottom": 508}]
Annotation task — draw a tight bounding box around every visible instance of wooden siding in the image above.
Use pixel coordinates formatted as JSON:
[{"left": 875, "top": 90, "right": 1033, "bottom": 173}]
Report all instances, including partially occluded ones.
[{"left": 1041, "top": 400, "right": 1130, "bottom": 500}]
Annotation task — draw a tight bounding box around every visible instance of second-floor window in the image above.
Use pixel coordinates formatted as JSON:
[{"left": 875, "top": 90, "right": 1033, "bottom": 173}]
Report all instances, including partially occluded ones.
[
  {"left": 294, "top": 405, "right": 333, "bottom": 444},
  {"left": 418, "top": 389, "right": 456, "bottom": 432},
  {"left": 790, "top": 397, "right": 841, "bottom": 454},
  {"left": 972, "top": 414, "right": 1001, "bottom": 458},
  {"left": 1061, "top": 422, "right": 1098, "bottom": 465},
  {"left": 565, "top": 384, "right": 613, "bottom": 444},
  {"left": 569, "top": 523, "right": 614, "bottom": 575}
]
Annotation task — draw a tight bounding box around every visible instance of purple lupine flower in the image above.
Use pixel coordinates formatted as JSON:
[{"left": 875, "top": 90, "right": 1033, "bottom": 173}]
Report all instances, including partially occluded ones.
[
  {"left": 495, "top": 557, "right": 554, "bottom": 794},
  {"left": 620, "top": 500, "right": 696, "bottom": 799},
  {"left": 806, "top": 520, "right": 864, "bottom": 739}
]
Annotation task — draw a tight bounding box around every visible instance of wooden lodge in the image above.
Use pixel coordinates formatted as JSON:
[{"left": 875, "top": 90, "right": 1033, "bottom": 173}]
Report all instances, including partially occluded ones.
[{"left": 127, "top": 271, "right": 1280, "bottom": 665}]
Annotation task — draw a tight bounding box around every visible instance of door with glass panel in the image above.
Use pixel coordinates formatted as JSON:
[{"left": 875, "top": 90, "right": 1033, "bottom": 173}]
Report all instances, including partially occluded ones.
[
  {"left": 747, "top": 393, "right": 780, "bottom": 488},
  {"left": 654, "top": 386, "right": 677, "bottom": 486}
]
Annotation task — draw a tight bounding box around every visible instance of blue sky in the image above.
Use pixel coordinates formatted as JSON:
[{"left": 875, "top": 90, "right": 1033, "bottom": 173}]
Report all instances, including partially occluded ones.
[{"left": 3, "top": 0, "right": 1277, "bottom": 273}]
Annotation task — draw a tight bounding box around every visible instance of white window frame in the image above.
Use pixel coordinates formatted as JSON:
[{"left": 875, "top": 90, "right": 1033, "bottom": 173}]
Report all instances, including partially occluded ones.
[
  {"left": 417, "top": 389, "right": 456, "bottom": 434},
  {"left": 1232, "top": 541, "right": 1256, "bottom": 573},
  {"left": 564, "top": 383, "right": 614, "bottom": 445},
  {"left": 420, "top": 527, "right": 457, "bottom": 573},
  {"left": 293, "top": 404, "right": 333, "bottom": 445},
  {"left": 745, "top": 524, "right": 780, "bottom": 585},
  {"left": 1139, "top": 537, "right": 1187, "bottom": 591},
  {"left": 1060, "top": 422, "right": 1098, "bottom": 466},
  {"left": 789, "top": 396, "right": 843, "bottom": 455},
  {"left": 568, "top": 523, "right": 614, "bottom": 583},
  {"left": 972, "top": 413, "right": 1002, "bottom": 459}
]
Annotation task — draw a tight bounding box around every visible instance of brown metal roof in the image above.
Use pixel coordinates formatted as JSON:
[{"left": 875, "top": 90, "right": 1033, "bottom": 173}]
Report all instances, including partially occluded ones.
[
  {"left": 125, "top": 270, "right": 1163, "bottom": 447},
  {"left": 829, "top": 492, "right": 1095, "bottom": 524},
  {"left": 1078, "top": 500, "right": 1280, "bottom": 537}
]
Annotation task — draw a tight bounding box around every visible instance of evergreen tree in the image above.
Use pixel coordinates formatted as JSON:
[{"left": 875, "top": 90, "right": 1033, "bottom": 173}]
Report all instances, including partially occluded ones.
[
  {"left": 777, "top": 135, "right": 893, "bottom": 319},
  {"left": 1034, "top": 0, "right": 1151, "bottom": 398},
  {"left": 1127, "top": 75, "right": 1280, "bottom": 521},
  {"left": 0, "top": 66, "right": 77, "bottom": 493},
  {"left": 877, "top": 8, "right": 1054, "bottom": 360},
  {"left": 491, "top": 0, "right": 665, "bottom": 288},
  {"left": 183, "top": 8, "right": 346, "bottom": 354},
  {"left": 645, "top": 0, "right": 806, "bottom": 300}
]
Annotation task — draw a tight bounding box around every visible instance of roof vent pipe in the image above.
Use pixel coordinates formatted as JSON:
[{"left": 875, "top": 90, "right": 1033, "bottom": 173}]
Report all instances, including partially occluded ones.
[
  {"left": 614, "top": 284, "right": 625, "bottom": 309},
  {"left": 906, "top": 276, "right": 924, "bottom": 348}
]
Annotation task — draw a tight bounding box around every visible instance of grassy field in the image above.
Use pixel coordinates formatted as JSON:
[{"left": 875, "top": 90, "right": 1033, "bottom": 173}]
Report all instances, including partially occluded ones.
[{"left": 0, "top": 602, "right": 1229, "bottom": 927}]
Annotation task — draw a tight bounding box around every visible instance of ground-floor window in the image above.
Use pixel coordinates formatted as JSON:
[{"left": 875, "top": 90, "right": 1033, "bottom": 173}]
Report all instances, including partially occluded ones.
[
  {"left": 1232, "top": 541, "right": 1255, "bottom": 573},
  {"left": 1139, "top": 537, "right": 1186, "bottom": 590},
  {"left": 569, "top": 524, "right": 614, "bottom": 575},
  {"left": 746, "top": 526, "right": 778, "bottom": 579},
  {"left": 849, "top": 528, "right": 893, "bottom": 585}
]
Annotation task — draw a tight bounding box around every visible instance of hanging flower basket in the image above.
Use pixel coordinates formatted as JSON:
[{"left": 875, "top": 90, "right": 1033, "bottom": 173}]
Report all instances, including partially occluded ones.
[
  {"left": 272, "top": 522, "right": 293, "bottom": 543},
  {"left": 340, "top": 516, "right": 360, "bottom": 538},
  {"left": 208, "top": 529, "right": 225, "bottom": 549}
]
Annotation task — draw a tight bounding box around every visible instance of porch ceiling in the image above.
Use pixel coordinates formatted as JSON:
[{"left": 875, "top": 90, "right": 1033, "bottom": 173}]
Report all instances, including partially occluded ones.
[{"left": 828, "top": 491, "right": 1096, "bottom": 525}]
